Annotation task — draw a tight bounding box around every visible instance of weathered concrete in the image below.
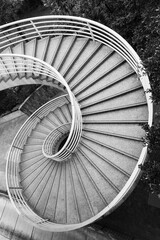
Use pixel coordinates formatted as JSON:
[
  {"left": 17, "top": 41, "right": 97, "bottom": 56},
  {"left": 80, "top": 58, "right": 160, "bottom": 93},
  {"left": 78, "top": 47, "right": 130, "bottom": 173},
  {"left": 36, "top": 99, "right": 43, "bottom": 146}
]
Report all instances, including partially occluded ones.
[{"left": 0, "top": 111, "right": 27, "bottom": 191}]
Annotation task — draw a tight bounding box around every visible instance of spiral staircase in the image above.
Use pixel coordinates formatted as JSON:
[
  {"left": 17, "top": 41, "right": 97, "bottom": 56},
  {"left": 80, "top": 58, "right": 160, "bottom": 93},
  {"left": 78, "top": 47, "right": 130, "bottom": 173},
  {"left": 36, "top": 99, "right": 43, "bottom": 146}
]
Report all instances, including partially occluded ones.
[{"left": 0, "top": 16, "right": 153, "bottom": 232}]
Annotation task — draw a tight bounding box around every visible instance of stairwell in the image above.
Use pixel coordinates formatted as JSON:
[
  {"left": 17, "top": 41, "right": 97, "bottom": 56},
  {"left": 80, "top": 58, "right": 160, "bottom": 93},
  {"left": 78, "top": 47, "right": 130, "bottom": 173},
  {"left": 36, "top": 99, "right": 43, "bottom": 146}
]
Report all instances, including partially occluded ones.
[{"left": 0, "top": 16, "right": 152, "bottom": 232}]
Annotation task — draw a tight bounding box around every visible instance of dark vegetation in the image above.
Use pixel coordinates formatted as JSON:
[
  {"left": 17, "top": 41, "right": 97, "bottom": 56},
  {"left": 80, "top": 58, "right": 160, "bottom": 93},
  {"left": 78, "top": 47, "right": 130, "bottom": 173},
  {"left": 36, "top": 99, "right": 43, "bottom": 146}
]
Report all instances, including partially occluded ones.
[
  {"left": 0, "top": 1, "right": 160, "bottom": 239},
  {"left": 0, "top": 0, "right": 43, "bottom": 24},
  {"left": 0, "top": 85, "right": 38, "bottom": 116},
  {"left": 0, "top": 0, "right": 160, "bottom": 194}
]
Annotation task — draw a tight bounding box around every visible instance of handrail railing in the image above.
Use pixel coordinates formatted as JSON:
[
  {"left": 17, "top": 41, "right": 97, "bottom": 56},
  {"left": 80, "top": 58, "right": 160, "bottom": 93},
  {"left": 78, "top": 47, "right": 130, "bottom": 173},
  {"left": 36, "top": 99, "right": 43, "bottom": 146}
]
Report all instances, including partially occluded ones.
[
  {"left": 2, "top": 16, "right": 153, "bottom": 232},
  {"left": 5, "top": 54, "right": 82, "bottom": 231},
  {"left": 0, "top": 16, "right": 152, "bottom": 125},
  {"left": 6, "top": 96, "right": 74, "bottom": 229},
  {"left": 0, "top": 16, "right": 144, "bottom": 74},
  {"left": 42, "top": 123, "right": 71, "bottom": 160}
]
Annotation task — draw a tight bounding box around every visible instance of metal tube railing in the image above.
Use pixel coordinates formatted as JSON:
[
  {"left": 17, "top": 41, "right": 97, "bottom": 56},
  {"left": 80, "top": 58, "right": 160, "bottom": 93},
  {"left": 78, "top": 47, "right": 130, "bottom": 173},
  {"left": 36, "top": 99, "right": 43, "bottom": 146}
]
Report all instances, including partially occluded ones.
[
  {"left": 5, "top": 55, "right": 82, "bottom": 230},
  {"left": 0, "top": 16, "right": 142, "bottom": 73},
  {"left": 3, "top": 16, "right": 153, "bottom": 231}
]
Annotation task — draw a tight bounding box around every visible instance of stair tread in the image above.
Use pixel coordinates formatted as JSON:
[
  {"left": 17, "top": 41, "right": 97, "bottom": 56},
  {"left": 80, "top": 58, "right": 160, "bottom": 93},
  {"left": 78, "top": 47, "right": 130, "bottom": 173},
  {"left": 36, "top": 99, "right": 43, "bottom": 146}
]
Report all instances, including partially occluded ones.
[
  {"left": 82, "top": 104, "right": 148, "bottom": 122},
  {"left": 1, "top": 47, "right": 17, "bottom": 80},
  {"left": 65, "top": 40, "right": 102, "bottom": 82},
  {"left": 61, "top": 37, "right": 89, "bottom": 77},
  {"left": 4, "top": 27, "right": 151, "bottom": 230},
  {"left": 81, "top": 130, "right": 140, "bottom": 173}
]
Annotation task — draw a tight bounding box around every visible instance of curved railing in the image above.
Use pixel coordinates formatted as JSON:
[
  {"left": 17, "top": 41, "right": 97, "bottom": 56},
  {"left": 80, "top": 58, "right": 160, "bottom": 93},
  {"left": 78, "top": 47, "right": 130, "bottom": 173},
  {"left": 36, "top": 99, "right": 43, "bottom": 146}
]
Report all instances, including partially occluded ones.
[
  {"left": 0, "top": 15, "right": 152, "bottom": 124},
  {"left": 0, "top": 54, "right": 82, "bottom": 153},
  {"left": 42, "top": 123, "right": 71, "bottom": 160},
  {"left": 42, "top": 98, "right": 82, "bottom": 162},
  {"left": 0, "top": 16, "right": 148, "bottom": 75},
  {"left": 2, "top": 16, "right": 153, "bottom": 231},
  {"left": 5, "top": 54, "right": 82, "bottom": 230}
]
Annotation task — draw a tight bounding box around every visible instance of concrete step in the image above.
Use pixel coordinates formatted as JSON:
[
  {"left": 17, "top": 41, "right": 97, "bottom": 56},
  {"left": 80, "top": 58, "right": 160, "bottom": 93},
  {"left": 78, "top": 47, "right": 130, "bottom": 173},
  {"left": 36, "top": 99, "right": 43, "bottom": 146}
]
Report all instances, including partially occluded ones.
[{"left": 4, "top": 28, "right": 150, "bottom": 232}]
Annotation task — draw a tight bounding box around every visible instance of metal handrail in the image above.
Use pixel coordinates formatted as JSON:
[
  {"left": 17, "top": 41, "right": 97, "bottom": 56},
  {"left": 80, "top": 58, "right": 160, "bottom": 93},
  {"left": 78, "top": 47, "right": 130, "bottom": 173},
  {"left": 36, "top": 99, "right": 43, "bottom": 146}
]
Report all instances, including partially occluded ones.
[
  {"left": 5, "top": 55, "right": 82, "bottom": 230},
  {"left": 42, "top": 123, "right": 71, "bottom": 160},
  {"left": 0, "top": 16, "right": 143, "bottom": 73},
  {"left": 3, "top": 16, "right": 153, "bottom": 231}
]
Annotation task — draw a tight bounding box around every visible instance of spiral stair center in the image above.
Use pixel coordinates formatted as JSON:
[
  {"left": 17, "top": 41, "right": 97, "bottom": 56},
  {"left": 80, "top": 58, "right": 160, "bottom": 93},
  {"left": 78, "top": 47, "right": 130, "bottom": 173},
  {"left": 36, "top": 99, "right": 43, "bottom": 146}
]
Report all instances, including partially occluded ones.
[{"left": 42, "top": 123, "right": 72, "bottom": 161}]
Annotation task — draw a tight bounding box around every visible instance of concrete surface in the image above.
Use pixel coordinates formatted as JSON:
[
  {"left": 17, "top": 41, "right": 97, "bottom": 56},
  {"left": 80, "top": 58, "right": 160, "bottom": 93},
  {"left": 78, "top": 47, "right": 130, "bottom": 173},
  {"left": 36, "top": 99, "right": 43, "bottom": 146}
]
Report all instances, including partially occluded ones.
[{"left": 0, "top": 111, "right": 27, "bottom": 191}]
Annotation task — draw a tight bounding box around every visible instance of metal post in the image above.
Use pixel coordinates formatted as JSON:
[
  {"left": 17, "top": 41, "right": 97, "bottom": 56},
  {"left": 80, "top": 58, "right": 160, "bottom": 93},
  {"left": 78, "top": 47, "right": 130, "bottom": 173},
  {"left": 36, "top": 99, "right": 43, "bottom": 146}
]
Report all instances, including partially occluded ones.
[{"left": 30, "top": 20, "right": 42, "bottom": 39}]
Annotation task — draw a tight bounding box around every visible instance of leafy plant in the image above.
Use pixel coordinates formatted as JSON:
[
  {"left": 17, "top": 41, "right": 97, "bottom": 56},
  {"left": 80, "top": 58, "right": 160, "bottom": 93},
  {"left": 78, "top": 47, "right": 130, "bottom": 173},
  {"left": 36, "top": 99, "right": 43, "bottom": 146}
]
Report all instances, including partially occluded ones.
[{"left": 140, "top": 123, "right": 160, "bottom": 194}]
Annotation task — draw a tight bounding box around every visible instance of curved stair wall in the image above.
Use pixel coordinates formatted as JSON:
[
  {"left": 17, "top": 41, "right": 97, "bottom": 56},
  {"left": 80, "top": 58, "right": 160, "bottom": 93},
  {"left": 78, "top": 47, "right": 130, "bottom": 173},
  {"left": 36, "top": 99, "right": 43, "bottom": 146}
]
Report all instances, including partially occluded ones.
[
  {"left": 19, "top": 85, "right": 64, "bottom": 116},
  {"left": 0, "top": 16, "right": 153, "bottom": 232}
]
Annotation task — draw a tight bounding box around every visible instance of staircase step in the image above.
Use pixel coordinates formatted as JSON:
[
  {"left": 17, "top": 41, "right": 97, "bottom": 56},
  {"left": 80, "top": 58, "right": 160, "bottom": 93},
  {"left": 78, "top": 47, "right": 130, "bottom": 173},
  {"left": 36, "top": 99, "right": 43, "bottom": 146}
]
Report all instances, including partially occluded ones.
[
  {"left": 36, "top": 37, "right": 49, "bottom": 61},
  {"left": 50, "top": 36, "right": 74, "bottom": 70},
  {"left": 24, "top": 39, "right": 37, "bottom": 78},
  {"left": 45, "top": 36, "right": 63, "bottom": 66},
  {"left": 53, "top": 162, "right": 67, "bottom": 223},
  {"left": 83, "top": 122, "right": 145, "bottom": 140},
  {"left": 30, "top": 130, "right": 48, "bottom": 140},
  {"left": 60, "top": 104, "right": 72, "bottom": 122},
  {"left": 20, "top": 156, "right": 47, "bottom": 179},
  {"left": 64, "top": 40, "right": 100, "bottom": 82},
  {"left": 68, "top": 159, "right": 94, "bottom": 222},
  {"left": 12, "top": 42, "right": 25, "bottom": 78},
  {"left": 3, "top": 22, "right": 152, "bottom": 232},
  {"left": 24, "top": 160, "right": 54, "bottom": 211},
  {"left": 79, "top": 139, "right": 129, "bottom": 191},
  {"left": 77, "top": 145, "right": 118, "bottom": 204},
  {"left": 23, "top": 144, "right": 42, "bottom": 153},
  {"left": 40, "top": 117, "right": 57, "bottom": 130},
  {"left": 67, "top": 42, "right": 103, "bottom": 86},
  {"left": 78, "top": 71, "right": 136, "bottom": 104},
  {"left": 81, "top": 133, "right": 138, "bottom": 161},
  {"left": 82, "top": 128, "right": 142, "bottom": 163},
  {"left": 19, "top": 154, "right": 45, "bottom": 169},
  {"left": 53, "top": 107, "right": 69, "bottom": 124},
  {"left": 81, "top": 89, "right": 146, "bottom": 117},
  {"left": 1, "top": 47, "right": 17, "bottom": 80},
  {"left": 80, "top": 85, "right": 144, "bottom": 111},
  {"left": 0, "top": 58, "right": 10, "bottom": 82},
  {"left": 22, "top": 160, "right": 52, "bottom": 200},
  {"left": 62, "top": 38, "right": 90, "bottom": 78},
  {"left": 21, "top": 150, "right": 43, "bottom": 162},
  {"left": 70, "top": 47, "right": 115, "bottom": 91},
  {"left": 65, "top": 161, "right": 81, "bottom": 224},
  {"left": 82, "top": 103, "right": 148, "bottom": 122},
  {"left": 73, "top": 58, "right": 129, "bottom": 98},
  {"left": 73, "top": 153, "right": 107, "bottom": 215},
  {"left": 35, "top": 162, "right": 59, "bottom": 218},
  {"left": 35, "top": 123, "right": 52, "bottom": 135},
  {"left": 43, "top": 162, "right": 64, "bottom": 222},
  {"left": 56, "top": 36, "right": 77, "bottom": 72}
]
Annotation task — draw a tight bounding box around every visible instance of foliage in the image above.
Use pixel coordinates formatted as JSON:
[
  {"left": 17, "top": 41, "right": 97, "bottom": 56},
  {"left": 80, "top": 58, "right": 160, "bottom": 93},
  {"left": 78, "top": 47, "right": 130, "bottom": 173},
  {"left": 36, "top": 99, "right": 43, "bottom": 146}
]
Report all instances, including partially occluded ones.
[
  {"left": 0, "top": 0, "right": 43, "bottom": 24},
  {"left": 140, "top": 155, "right": 160, "bottom": 194},
  {"left": 0, "top": 0, "right": 23, "bottom": 24},
  {"left": 0, "top": 85, "right": 38, "bottom": 116},
  {"left": 139, "top": 123, "right": 160, "bottom": 194},
  {"left": 17, "top": 0, "right": 43, "bottom": 17},
  {"left": 42, "top": 0, "right": 160, "bottom": 103},
  {"left": 142, "top": 124, "right": 160, "bottom": 153}
]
